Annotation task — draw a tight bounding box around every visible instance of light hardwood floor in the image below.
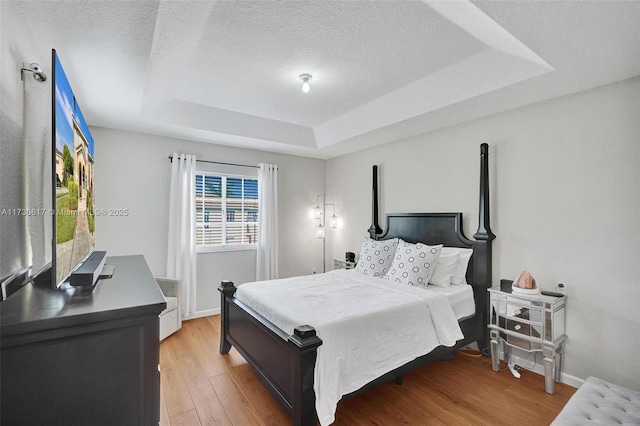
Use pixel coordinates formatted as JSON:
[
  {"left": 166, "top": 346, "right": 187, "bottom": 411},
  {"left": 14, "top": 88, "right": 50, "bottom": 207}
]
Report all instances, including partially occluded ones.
[{"left": 160, "top": 316, "right": 576, "bottom": 425}]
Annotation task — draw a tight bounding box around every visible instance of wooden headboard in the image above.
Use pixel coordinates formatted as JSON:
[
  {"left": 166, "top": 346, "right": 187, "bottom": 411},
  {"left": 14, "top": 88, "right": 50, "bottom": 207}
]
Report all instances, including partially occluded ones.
[
  {"left": 380, "top": 212, "right": 473, "bottom": 272},
  {"left": 367, "top": 143, "right": 495, "bottom": 351}
]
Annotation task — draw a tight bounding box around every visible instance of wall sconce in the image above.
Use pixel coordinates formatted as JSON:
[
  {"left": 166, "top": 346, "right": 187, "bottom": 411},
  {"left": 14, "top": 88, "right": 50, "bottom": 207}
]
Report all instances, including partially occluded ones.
[
  {"left": 314, "top": 195, "right": 322, "bottom": 220},
  {"left": 313, "top": 194, "right": 338, "bottom": 239},
  {"left": 326, "top": 204, "right": 337, "bottom": 229}
]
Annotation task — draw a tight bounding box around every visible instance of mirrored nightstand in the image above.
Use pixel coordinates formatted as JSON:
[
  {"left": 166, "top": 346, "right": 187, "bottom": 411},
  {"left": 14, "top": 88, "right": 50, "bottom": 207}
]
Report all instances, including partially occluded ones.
[{"left": 488, "top": 285, "right": 567, "bottom": 394}]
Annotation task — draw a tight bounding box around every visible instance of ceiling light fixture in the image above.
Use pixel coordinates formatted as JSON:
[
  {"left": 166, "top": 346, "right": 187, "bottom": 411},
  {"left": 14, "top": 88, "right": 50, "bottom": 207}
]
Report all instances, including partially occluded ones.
[{"left": 299, "top": 73, "right": 312, "bottom": 93}]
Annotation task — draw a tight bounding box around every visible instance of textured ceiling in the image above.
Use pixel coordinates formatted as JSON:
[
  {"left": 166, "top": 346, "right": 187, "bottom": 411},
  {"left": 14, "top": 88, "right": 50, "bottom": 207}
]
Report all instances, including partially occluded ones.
[{"left": 12, "top": 0, "right": 640, "bottom": 159}]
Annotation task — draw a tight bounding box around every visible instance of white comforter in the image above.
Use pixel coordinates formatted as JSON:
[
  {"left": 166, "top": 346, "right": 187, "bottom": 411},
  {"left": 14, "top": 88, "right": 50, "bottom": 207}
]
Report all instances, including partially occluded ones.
[{"left": 235, "top": 269, "right": 464, "bottom": 426}]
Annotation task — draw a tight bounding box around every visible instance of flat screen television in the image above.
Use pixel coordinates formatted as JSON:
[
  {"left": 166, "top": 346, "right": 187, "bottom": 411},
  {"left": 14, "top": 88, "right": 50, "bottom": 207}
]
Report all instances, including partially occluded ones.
[{"left": 50, "top": 49, "right": 106, "bottom": 289}]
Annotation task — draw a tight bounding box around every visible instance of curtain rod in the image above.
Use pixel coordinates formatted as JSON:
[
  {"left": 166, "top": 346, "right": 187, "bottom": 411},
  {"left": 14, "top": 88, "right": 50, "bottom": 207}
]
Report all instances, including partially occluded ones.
[{"left": 168, "top": 156, "right": 258, "bottom": 169}]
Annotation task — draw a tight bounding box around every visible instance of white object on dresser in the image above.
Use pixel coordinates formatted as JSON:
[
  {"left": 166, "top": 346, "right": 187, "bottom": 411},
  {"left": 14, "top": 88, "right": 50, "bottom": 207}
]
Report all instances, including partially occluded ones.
[{"left": 488, "top": 286, "right": 567, "bottom": 394}]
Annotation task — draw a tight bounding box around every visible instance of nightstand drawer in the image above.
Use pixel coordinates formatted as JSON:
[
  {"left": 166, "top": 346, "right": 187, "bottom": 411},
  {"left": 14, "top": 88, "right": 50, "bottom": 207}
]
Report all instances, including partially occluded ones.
[
  {"left": 333, "top": 259, "right": 356, "bottom": 270},
  {"left": 506, "top": 318, "right": 542, "bottom": 350}
]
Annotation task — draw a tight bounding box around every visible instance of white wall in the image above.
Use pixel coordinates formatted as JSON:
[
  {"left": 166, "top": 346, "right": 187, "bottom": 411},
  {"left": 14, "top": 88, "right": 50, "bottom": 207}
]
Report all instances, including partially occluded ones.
[
  {"left": 326, "top": 77, "right": 640, "bottom": 391},
  {"left": 0, "top": 1, "right": 52, "bottom": 280},
  {"left": 92, "top": 127, "right": 325, "bottom": 315}
]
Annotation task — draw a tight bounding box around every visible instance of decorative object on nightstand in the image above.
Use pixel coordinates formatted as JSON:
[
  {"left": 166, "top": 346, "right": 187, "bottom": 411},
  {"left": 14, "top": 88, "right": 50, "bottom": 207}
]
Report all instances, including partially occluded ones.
[
  {"left": 346, "top": 251, "right": 355, "bottom": 262},
  {"left": 489, "top": 279, "right": 567, "bottom": 394},
  {"left": 512, "top": 270, "right": 540, "bottom": 295}
]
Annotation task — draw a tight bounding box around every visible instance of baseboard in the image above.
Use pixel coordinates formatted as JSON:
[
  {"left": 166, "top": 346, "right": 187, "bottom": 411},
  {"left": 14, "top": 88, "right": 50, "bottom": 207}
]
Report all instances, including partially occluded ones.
[
  {"left": 183, "top": 308, "right": 220, "bottom": 321},
  {"left": 559, "top": 372, "right": 584, "bottom": 389}
]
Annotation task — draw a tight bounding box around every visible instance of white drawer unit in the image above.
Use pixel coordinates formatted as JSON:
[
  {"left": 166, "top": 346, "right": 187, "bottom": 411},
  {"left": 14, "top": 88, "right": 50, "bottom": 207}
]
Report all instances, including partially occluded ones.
[
  {"left": 333, "top": 259, "right": 356, "bottom": 270},
  {"left": 488, "top": 286, "right": 567, "bottom": 394}
]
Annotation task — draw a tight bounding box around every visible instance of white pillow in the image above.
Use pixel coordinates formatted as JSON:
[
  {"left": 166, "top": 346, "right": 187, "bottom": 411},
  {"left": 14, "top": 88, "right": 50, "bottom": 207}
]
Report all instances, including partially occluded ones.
[
  {"left": 441, "top": 247, "right": 473, "bottom": 285},
  {"left": 354, "top": 238, "right": 399, "bottom": 277},
  {"left": 385, "top": 239, "right": 442, "bottom": 288},
  {"left": 429, "top": 250, "right": 460, "bottom": 287}
]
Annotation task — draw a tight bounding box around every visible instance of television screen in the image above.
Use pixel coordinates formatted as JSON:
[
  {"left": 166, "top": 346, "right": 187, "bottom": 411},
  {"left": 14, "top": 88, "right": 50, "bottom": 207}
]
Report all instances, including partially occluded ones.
[{"left": 52, "top": 50, "right": 96, "bottom": 287}]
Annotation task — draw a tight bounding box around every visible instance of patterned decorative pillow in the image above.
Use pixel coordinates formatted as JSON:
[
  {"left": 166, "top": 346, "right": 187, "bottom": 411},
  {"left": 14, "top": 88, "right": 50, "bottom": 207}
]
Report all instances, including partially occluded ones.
[
  {"left": 385, "top": 239, "right": 443, "bottom": 288},
  {"left": 354, "top": 238, "right": 399, "bottom": 277}
]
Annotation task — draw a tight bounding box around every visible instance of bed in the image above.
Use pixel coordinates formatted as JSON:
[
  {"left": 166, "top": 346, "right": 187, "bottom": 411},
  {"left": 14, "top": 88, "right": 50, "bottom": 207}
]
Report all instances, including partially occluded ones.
[{"left": 219, "top": 143, "right": 495, "bottom": 425}]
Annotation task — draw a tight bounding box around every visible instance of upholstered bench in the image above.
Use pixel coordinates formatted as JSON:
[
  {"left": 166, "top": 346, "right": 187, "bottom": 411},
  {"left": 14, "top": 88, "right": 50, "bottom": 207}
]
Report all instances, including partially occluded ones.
[{"left": 551, "top": 376, "right": 640, "bottom": 425}]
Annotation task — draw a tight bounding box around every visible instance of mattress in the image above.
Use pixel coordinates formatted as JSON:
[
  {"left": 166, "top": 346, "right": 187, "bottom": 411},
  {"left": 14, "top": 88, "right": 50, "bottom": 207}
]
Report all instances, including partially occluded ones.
[
  {"left": 426, "top": 282, "right": 475, "bottom": 320},
  {"left": 235, "top": 269, "right": 467, "bottom": 426}
]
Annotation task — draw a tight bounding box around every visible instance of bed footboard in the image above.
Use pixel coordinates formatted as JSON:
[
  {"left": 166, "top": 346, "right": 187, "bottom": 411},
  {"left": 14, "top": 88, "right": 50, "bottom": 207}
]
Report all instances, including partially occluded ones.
[{"left": 219, "top": 281, "right": 322, "bottom": 426}]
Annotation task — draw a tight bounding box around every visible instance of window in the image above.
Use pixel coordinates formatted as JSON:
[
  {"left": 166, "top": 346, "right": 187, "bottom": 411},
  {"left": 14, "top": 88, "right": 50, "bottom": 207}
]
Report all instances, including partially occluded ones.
[{"left": 195, "top": 172, "right": 258, "bottom": 251}]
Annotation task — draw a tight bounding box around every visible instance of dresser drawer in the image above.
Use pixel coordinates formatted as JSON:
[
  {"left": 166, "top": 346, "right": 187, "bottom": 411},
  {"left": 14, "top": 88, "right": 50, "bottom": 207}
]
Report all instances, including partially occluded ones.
[{"left": 506, "top": 318, "right": 542, "bottom": 350}]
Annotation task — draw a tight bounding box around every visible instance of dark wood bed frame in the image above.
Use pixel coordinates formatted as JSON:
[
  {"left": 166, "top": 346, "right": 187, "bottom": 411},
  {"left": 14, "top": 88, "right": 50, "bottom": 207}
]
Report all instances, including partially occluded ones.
[{"left": 219, "top": 143, "right": 495, "bottom": 426}]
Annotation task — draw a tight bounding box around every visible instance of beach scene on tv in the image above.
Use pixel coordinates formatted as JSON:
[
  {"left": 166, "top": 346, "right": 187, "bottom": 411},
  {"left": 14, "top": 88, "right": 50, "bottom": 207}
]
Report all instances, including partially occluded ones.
[{"left": 54, "top": 55, "right": 95, "bottom": 285}]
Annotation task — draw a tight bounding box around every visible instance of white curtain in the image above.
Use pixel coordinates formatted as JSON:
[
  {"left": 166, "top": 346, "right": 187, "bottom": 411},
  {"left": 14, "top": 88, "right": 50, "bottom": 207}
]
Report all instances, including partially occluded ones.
[
  {"left": 256, "top": 163, "right": 278, "bottom": 281},
  {"left": 166, "top": 153, "right": 197, "bottom": 318}
]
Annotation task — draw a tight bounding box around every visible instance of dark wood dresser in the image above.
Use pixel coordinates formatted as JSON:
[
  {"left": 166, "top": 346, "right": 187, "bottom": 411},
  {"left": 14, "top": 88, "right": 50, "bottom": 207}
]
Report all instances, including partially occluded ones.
[{"left": 0, "top": 255, "right": 166, "bottom": 425}]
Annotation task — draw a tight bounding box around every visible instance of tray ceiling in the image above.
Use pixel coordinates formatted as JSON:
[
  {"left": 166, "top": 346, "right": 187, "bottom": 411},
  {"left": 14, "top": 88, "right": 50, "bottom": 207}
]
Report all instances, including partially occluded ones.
[{"left": 12, "top": 0, "right": 640, "bottom": 158}]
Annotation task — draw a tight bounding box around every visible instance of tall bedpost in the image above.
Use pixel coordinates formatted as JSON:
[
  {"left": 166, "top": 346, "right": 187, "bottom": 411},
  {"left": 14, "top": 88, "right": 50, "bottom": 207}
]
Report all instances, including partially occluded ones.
[
  {"left": 474, "top": 143, "right": 494, "bottom": 242},
  {"left": 472, "top": 143, "right": 496, "bottom": 354},
  {"left": 368, "top": 165, "right": 383, "bottom": 239}
]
